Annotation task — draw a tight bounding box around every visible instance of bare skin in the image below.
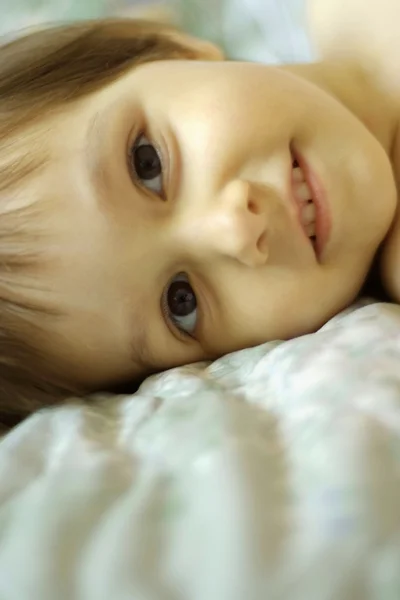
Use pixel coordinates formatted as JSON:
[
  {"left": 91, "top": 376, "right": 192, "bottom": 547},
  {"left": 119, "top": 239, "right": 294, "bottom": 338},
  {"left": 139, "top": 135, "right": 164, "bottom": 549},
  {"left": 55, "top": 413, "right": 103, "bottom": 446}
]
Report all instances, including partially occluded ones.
[
  {"left": 14, "top": 2, "right": 400, "bottom": 390},
  {"left": 307, "top": 0, "right": 400, "bottom": 296}
]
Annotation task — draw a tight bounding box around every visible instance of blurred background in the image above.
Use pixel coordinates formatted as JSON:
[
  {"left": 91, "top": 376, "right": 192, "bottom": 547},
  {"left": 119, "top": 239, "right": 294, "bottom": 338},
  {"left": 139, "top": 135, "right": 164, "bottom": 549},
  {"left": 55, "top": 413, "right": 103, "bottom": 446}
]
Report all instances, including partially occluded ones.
[{"left": 0, "top": 0, "right": 313, "bottom": 64}]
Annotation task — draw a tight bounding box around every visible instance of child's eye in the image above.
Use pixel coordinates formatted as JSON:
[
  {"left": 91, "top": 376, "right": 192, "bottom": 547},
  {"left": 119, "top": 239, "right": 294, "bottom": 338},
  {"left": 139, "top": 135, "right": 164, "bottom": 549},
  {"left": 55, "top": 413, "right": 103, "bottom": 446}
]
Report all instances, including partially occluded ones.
[
  {"left": 162, "top": 273, "right": 198, "bottom": 337},
  {"left": 129, "top": 134, "right": 164, "bottom": 196}
]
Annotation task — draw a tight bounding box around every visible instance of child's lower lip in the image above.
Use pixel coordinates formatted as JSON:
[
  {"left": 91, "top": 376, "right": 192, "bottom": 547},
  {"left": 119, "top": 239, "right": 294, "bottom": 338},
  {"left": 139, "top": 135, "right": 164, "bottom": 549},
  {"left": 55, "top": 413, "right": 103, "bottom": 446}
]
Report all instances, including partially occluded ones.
[{"left": 291, "top": 146, "right": 331, "bottom": 261}]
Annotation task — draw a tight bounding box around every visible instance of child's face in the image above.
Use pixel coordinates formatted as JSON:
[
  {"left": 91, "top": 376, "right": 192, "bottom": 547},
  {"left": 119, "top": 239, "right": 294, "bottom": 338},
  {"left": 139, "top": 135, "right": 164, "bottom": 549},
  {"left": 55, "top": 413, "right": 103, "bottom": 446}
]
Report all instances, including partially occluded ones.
[{"left": 32, "top": 59, "right": 396, "bottom": 388}]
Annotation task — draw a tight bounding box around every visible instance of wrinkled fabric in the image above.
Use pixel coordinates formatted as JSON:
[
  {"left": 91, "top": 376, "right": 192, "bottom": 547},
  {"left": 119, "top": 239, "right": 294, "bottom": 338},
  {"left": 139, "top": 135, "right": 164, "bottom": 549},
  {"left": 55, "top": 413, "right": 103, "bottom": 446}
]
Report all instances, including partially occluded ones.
[{"left": 0, "top": 301, "right": 400, "bottom": 600}]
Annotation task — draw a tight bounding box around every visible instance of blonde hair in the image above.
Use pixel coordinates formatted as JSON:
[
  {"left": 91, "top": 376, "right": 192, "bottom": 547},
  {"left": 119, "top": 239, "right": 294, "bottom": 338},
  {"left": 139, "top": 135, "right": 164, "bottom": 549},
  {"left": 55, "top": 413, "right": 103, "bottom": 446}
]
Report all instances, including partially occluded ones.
[{"left": 0, "top": 18, "right": 197, "bottom": 428}]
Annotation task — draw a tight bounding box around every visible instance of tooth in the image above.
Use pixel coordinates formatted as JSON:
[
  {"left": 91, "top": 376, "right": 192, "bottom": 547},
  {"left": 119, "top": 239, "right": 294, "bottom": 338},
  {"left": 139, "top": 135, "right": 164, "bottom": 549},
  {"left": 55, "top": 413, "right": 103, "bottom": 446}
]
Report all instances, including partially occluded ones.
[
  {"left": 301, "top": 201, "right": 316, "bottom": 225},
  {"left": 292, "top": 167, "right": 304, "bottom": 183},
  {"left": 306, "top": 222, "right": 316, "bottom": 237},
  {"left": 295, "top": 181, "right": 312, "bottom": 202}
]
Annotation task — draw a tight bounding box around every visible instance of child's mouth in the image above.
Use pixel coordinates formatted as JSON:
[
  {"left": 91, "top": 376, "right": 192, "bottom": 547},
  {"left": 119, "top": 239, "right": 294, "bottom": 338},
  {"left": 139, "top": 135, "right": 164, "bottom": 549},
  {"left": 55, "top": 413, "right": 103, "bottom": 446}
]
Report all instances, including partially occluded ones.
[
  {"left": 290, "top": 145, "right": 331, "bottom": 262},
  {"left": 291, "top": 157, "right": 317, "bottom": 249}
]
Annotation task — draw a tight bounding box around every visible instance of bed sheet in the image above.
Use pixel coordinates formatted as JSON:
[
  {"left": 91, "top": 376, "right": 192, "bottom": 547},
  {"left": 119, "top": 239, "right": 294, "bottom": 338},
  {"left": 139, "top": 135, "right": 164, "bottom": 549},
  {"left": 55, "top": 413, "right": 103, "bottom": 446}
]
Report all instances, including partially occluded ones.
[{"left": 0, "top": 301, "right": 400, "bottom": 600}]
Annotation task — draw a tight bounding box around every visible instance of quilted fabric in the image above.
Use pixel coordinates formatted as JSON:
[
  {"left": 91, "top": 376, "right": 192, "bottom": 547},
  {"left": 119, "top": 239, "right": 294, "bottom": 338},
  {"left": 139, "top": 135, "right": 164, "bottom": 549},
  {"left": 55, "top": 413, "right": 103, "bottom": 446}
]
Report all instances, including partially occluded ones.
[{"left": 0, "top": 302, "right": 400, "bottom": 600}]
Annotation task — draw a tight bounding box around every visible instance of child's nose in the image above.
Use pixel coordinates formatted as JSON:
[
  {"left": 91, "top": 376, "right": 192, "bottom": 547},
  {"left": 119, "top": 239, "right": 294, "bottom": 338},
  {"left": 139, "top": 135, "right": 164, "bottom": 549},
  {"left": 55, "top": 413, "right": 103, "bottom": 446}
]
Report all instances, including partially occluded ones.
[{"left": 190, "top": 179, "right": 269, "bottom": 267}]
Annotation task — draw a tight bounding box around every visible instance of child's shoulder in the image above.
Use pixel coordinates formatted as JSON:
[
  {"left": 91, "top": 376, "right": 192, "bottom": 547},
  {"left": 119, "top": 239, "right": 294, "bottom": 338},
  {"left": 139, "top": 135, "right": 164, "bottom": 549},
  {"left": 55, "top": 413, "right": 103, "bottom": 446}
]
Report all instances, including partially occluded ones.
[
  {"left": 308, "top": 0, "right": 400, "bottom": 92},
  {"left": 307, "top": 0, "right": 400, "bottom": 149}
]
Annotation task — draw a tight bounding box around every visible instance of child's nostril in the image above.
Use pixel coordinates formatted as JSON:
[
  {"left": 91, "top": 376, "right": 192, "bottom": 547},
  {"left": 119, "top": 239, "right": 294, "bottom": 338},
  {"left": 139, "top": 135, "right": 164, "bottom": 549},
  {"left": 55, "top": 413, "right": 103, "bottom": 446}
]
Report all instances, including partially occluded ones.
[{"left": 248, "top": 199, "right": 260, "bottom": 214}]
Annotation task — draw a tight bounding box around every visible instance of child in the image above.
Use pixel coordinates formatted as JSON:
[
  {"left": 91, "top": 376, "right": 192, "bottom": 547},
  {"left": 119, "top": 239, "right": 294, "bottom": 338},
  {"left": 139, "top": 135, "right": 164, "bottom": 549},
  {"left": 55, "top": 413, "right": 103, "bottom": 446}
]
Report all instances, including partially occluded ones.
[{"left": 0, "top": 0, "right": 399, "bottom": 426}]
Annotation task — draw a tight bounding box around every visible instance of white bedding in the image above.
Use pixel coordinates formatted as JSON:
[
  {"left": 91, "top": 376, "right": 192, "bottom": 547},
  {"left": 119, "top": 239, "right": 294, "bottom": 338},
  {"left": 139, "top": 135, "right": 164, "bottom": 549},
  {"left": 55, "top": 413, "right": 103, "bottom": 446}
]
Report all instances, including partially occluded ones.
[{"left": 1, "top": 301, "right": 400, "bottom": 600}]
